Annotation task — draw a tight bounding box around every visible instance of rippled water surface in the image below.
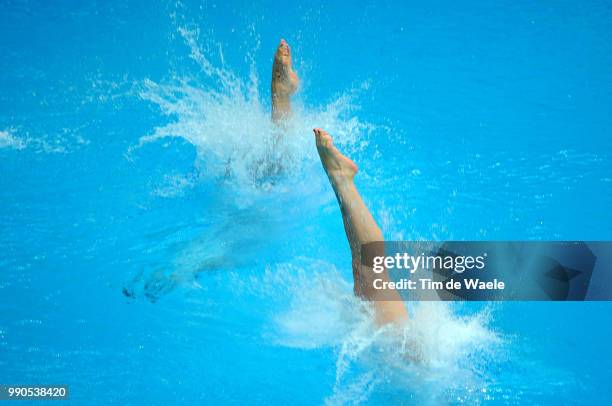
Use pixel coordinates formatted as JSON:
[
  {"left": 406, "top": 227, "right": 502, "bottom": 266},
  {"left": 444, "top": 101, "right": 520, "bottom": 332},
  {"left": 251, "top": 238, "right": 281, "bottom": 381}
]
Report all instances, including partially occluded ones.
[{"left": 1, "top": 1, "right": 611, "bottom": 404}]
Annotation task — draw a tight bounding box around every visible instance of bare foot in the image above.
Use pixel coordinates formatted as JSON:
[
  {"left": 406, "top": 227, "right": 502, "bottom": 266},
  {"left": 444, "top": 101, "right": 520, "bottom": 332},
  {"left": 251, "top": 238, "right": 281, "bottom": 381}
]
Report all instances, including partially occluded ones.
[
  {"left": 313, "top": 128, "right": 358, "bottom": 183},
  {"left": 272, "top": 39, "right": 299, "bottom": 98}
]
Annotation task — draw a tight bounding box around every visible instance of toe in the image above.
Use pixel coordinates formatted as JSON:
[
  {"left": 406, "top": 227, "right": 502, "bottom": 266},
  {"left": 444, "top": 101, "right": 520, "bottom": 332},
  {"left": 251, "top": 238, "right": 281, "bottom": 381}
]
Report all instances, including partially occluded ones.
[
  {"left": 277, "top": 39, "right": 290, "bottom": 57},
  {"left": 313, "top": 128, "right": 332, "bottom": 148},
  {"left": 313, "top": 128, "right": 323, "bottom": 146}
]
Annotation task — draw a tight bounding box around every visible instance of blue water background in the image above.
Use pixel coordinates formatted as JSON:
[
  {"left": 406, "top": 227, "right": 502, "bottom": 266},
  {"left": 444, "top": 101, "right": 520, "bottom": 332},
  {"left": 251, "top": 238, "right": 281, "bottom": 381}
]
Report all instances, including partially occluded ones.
[{"left": 1, "top": 0, "right": 612, "bottom": 404}]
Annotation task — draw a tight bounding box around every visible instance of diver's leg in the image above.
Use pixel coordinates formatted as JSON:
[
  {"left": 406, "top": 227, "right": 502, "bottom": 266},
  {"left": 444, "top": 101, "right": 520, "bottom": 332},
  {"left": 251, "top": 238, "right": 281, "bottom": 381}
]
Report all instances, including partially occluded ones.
[
  {"left": 271, "top": 39, "right": 299, "bottom": 123},
  {"left": 314, "top": 128, "right": 408, "bottom": 326}
]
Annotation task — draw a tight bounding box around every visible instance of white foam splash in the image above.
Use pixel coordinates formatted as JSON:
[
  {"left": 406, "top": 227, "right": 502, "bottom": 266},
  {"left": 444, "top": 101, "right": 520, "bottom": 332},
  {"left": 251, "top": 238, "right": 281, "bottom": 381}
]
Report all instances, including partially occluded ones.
[
  {"left": 132, "top": 26, "right": 503, "bottom": 404},
  {"left": 133, "top": 27, "right": 374, "bottom": 194},
  {"left": 260, "top": 260, "right": 502, "bottom": 404},
  {"left": 0, "top": 128, "right": 86, "bottom": 154},
  {"left": 0, "top": 130, "right": 26, "bottom": 150}
]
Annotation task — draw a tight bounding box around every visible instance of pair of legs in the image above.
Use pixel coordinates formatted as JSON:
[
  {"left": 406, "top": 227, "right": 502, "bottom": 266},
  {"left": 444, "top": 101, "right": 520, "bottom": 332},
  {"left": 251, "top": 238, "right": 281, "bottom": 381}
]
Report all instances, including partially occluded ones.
[{"left": 271, "top": 40, "right": 408, "bottom": 325}]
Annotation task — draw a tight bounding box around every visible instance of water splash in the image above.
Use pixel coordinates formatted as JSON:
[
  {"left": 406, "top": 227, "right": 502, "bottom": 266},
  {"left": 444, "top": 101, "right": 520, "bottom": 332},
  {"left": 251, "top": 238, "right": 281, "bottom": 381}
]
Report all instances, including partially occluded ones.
[
  {"left": 0, "top": 128, "right": 85, "bottom": 153},
  {"left": 0, "top": 129, "right": 26, "bottom": 150},
  {"left": 129, "top": 26, "right": 505, "bottom": 404},
  {"left": 260, "top": 260, "right": 502, "bottom": 404},
  {"left": 133, "top": 27, "right": 374, "bottom": 194}
]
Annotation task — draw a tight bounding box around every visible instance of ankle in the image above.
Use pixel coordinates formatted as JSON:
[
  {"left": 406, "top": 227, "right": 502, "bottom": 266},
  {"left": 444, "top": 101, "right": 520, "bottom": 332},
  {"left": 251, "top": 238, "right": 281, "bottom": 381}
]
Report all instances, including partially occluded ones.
[{"left": 328, "top": 169, "right": 355, "bottom": 188}]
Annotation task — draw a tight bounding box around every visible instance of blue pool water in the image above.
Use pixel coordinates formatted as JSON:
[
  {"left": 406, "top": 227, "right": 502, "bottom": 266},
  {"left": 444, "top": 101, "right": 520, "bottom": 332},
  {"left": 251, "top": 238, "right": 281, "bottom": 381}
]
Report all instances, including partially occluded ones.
[{"left": 1, "top": 0, "right": 612, "bottom": 404}]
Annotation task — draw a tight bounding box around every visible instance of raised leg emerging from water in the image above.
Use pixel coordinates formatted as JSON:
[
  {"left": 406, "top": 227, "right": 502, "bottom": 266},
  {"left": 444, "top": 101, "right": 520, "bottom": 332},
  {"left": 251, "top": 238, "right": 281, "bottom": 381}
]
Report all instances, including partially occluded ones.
[
  {"left": 314, "top": 128, "right": 408, "bottom": 326},
  {"left": 271, "top": 39, "right": 299, "bottom": 123}
]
